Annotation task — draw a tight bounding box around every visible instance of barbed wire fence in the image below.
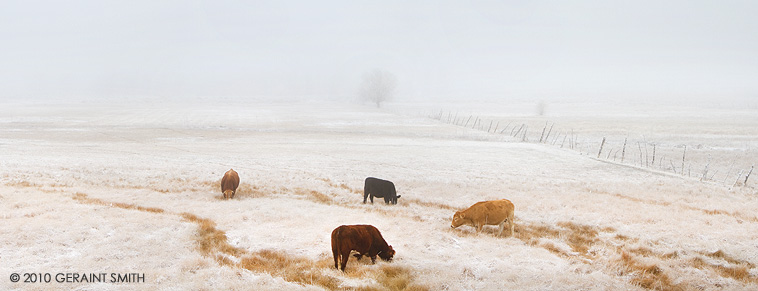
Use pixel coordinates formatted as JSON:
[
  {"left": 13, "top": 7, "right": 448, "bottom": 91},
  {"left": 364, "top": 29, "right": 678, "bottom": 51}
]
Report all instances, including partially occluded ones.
[{"left": 427, "top": 109, "right": 755, "bottom": 189}]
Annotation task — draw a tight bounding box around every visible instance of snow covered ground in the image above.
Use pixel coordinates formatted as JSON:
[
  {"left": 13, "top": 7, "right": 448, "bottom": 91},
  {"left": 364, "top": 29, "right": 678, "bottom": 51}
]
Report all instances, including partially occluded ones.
[
  {"left": 395, "top": 101, "right": 758, "bottom": 188},
  {"left": 1, "top": 100, "right": 757, "bottom": 290}
]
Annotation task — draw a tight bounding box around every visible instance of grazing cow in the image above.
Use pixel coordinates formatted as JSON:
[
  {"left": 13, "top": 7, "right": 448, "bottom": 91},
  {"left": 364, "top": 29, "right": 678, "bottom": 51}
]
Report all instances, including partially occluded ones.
[
  {"left": 220, "top": 169, "right": 240, "bottom": 199},
  {"left": 451, "top": 199, "right": 515, "bottom": 237},
  {"left": 363, "top": 177, "right": 401, "bottom": 204},
  {"left": 331, "top": 224, "right": 395, "bottom": 272}
]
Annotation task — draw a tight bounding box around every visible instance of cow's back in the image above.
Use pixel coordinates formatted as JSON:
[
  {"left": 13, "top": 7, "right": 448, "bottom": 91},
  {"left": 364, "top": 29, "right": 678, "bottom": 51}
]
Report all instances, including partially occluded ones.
[
  {"left": 464, "top": 199, "right": 514, "bottom": 224},
  {"left": 332, "top": 224, "right": 394, "bottom": 271},
  {"left": 221, "top": 169, "right": 240, "bottom": 192},
  {"left": 365, "top": 177, "right": 396, "bottom": 196},
  {"left": 332, "top": 225, "right": 370, "bottom": 251}
]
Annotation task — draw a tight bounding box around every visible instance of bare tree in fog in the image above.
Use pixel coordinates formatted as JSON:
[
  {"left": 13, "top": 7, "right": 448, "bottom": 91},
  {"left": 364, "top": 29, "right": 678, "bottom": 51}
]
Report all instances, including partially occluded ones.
[
  {"left": 536, "top": 101, "right": 546, "bottom": 116},
  {"left": 360, "top": 69, "right": 397, "bottom": 108}
]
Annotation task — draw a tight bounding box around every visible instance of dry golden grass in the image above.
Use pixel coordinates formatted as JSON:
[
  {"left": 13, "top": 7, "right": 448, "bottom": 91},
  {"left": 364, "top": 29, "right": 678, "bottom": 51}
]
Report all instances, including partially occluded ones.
[
  {"left": 538, "top": 241, "right": 566, "bottom": 257},
  {"left": 4, "top": 179, "right": 73, "bottom": 194},
  {"left": 340, "top": 183, "right": 362, "bottom": 194},
  {"left": 556, "top": 221, "right": 598, "bottom": 255},
  {"left": 181, "top": 209, "right": 430, "bottom": 290},
  {"left": 615, "top": 234, "right": 631, "bottom": 241},
  {"left": 293, "top": 187, "right": 334, "bottom": 204},
  {"left": 616, "top": 251, "right": 682, "bottom": 291},
  {"left": 515, "top": 221, "right": 561, "bottom": 241},
  {"left": 71, "top": 187, "right": 758, "bottom": 289},
  {"left": 235, "top": 183, "right": 270, "bottom": 199},
  {"left": 627, "top": 246, "right": 655, "bottom": 257},
  {"left": 239, "top": 250, "right": 341, "bottom": 290},
  {"left": 238, "top": 249, "right": 431, "bottom": 291},
  {"left": 607, "top": 239, "right": 757, "bottom": 288},
  {"left": 612, "top": 192, "right": 758, "bottom": 223},
  {"left": 180, "top": 210, "right": 343, "bottom": 290},
  {"left": 72, "top": 192, "right": 165, "bottom": 213},
  {"left": 319, "top": 177, "right": 362, "bottom": 194},
  {"left": 403, "top": 197, "right": 458, "bottom": 211},
  {"left": 180, "top": 212, "right": 244, "bottom": 257},
  {"left": 690, "top": 256, "right": 756, "bottom": 283},
  {"left": 600, "top": 226, "right": 617, "bottom": 232},
  {"left": 661, "top": 251, "right": 679, "bottom": 259},
  {"left": 512, "top": 218, "right": 758, "bottom": 288},
  {"left": 704, "top": 250, "right": 755, "bottom": 268},
  {"left": 5, "top": 179, "right": 42, "bottom": 188},
  {"left": 309, "top": 190, "right": 335, "bottom": 204},
  {"left": 374, "top": 264, "right": 430, "bottom": 291},
  {"left": 513, "top": 220, "right": 600, "bottom": 258}
]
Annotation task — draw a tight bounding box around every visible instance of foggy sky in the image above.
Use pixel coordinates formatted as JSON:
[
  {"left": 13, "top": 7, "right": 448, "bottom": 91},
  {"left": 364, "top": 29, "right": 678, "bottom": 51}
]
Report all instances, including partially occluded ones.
[{"left": 1, "top": 0, "right": 757, "bottom": 103}]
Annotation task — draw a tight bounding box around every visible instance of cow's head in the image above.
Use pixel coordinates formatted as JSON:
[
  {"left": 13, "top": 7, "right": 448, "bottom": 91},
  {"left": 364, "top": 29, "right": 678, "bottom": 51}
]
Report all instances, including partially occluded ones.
[
  {"left": 223, "top": 190, "right": 235, "bottom": 199},
  {"left": 378, "top": 245, "right": 395, "bottom": 262},
  {"left": 451, "top": 211, "right": 465, "bottom": 228}
]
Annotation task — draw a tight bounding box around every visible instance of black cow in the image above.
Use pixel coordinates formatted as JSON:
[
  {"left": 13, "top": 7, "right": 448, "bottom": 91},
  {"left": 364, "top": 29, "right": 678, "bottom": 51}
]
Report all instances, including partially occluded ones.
[{"left": 363, "top": 177, "right": 401, "bottom": 204}]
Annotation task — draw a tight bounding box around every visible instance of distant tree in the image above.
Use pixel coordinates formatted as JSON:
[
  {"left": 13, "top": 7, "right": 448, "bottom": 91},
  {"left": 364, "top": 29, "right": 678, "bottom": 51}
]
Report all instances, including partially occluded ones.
[
  {"left": 536, "top": 101, "right": 546, "bottom": 116},
  {"left": 360, "top": 69, "right": 397, "bottom": 108}
]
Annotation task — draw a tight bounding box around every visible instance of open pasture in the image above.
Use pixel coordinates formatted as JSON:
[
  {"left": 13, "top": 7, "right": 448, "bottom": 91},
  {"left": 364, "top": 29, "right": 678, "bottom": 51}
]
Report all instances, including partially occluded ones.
[{"left": 1, "top": 100, "right": 757, "bottom": 290}]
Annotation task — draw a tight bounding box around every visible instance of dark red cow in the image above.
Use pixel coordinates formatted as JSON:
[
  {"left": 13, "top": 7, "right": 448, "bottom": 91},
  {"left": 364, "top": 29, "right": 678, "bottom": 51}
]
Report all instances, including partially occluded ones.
[{"left": 331, "top": 224, "right": 395, "bottom": 272}]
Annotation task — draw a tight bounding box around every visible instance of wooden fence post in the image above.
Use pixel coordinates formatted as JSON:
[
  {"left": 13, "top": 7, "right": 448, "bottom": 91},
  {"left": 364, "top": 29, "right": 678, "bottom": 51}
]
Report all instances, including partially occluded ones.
[
  {"left": 745, "top": 165, "right": 754, "bottom": 186},
  {"left": 545, "top": 123, "right": 554, "bottom": 144},
  {"left": 539, "top": 122, "right": 547, "bottom": 143},
  {"left": 734, "top": 170, "right": 745, "bottom": 187}
]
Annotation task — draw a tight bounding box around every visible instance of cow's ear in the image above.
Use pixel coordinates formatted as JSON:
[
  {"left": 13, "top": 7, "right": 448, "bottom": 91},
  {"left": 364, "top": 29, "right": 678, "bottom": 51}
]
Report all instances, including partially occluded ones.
[{"left": 459, "top": 213, "right": 465, "bottom": 219}]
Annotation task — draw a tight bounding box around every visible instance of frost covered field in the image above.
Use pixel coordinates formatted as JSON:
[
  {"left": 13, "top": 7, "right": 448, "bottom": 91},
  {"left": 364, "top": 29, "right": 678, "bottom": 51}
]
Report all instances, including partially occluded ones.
[{"left": 1, "top": 100, "right": 757, "bottom": 290}]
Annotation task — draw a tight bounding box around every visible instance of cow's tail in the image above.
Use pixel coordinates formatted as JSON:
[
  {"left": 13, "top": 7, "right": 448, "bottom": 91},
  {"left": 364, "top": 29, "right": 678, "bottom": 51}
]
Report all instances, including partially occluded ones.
[{"left": 331, "top": 228, "right": 340, "bottom": 269}]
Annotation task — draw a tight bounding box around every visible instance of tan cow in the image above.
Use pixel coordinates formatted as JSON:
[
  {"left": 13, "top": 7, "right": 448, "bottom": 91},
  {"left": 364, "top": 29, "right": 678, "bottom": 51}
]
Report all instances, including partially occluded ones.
[
  {"left": 451, "top": 199, "right": 515, "bottom": 237},
  {"left": 220, "top": 169, "right": 240, "bottom": 199}
]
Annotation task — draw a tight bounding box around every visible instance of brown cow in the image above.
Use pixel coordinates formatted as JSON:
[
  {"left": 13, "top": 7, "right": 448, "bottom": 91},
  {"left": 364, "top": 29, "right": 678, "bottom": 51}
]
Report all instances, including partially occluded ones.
[
  {"left": 220, "top": 169, "right": 240, "bottom": 199},
  {"left": 451, "top": 199, "right": 515, "bottom": 237},
  {"left": 331, "top": 224, "right": 395, "bottom": 272}
]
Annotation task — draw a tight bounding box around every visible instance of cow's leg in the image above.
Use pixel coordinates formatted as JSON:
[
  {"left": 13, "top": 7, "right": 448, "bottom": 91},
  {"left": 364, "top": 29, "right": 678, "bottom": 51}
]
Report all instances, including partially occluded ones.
[
  {"left": 332, "top": 243, "right": 339, "bottom": 269},
  {"left": 509, "top": 215, "right": 515, "bottom": 237},
  {"left": 370, "top": 195, "right": 374, "bottom": 204},
  {"left": 476, "top": 223, "right": 483, "bottom": 233},
  {"left": 363, "top": 190, "right": 369, "bottom": 203},
  {"left": 340, "top": 249, "right": 351, "bottom": 271},
  {"left": 498, "top": 221, "right": 505, "bottom": 237},
  {"left": 370, "top": 256, "right": 377, "bottom": 264}
]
